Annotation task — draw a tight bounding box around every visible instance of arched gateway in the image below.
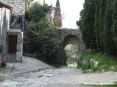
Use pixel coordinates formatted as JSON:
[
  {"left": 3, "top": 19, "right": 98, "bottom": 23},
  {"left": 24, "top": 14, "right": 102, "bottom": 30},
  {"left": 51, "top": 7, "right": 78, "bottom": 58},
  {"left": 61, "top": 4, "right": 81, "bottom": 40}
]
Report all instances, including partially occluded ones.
[
  {"left": 53, "top": 0, "right": 85, "bottom": 65},
  {"left": 58, "top": 28, "right": 85, "bottom": 65}
]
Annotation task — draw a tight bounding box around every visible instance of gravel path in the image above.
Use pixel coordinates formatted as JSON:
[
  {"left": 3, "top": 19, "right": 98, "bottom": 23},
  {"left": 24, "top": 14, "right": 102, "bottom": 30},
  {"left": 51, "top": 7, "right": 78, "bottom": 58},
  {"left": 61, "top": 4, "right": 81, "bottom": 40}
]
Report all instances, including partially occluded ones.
[{"left": 0, "top": 56, "right": 117, "bottom": 87}]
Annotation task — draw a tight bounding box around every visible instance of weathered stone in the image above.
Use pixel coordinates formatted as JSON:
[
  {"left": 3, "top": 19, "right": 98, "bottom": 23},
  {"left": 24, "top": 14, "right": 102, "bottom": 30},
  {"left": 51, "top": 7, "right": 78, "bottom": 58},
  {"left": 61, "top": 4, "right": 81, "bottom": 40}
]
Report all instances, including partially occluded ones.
[
  {"left": 16, "top": 52, "right": 22, "bottom": 61},
  {"left": 90, "top": 59, "right": 99, "bottom": 68},
  {"left": 58, "top": 28, "right": 85, "bottom": 53},
  {"left": 0, "top": 2, "right": 11, "bottom": 63},
  {"left": 0, "top": 1, "right": 24, "bottom": 63},
  {"left": 2, "top": 0, "right": 25, "bottom": 15},
  {"left": 77, "top": 55, "right": 84, "bottom": 65}
]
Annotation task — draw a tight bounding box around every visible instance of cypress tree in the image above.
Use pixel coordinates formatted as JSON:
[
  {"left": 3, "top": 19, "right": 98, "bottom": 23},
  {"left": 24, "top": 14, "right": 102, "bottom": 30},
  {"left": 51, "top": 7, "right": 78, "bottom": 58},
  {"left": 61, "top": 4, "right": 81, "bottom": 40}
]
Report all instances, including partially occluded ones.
[
  {"left": 95, "top": 0, "right": 100, "bottom": 50},
  {"left": 111, "top": 0, "right": 117, "bottom": 55},
  {"left": 78, "top": 0, "right": 97, "bottom": 50},
  {"left": 98, "top": 0, "right": 107, "bottom": 51},
  {"left": 78, "top": 0, "right": 117, "bottom": 56},
  {"left": 103, "top": 0, "right": 114, "bottom": 55}
]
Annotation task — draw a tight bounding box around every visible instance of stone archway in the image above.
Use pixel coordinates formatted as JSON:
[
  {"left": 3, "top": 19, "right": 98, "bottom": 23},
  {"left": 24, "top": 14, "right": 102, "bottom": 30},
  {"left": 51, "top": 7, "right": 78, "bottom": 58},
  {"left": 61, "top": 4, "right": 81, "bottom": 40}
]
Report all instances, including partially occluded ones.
[
  {"left": 63, "top": 35, "right": 80, "bottom": 67},
  {"left": 58, "top": 28, "right": 86, "bottom": 65}
]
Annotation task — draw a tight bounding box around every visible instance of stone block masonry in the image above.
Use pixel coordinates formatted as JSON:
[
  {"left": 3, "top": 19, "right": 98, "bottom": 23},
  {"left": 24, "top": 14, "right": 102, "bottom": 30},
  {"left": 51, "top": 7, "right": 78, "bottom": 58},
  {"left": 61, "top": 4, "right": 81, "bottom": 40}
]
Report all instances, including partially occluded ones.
[{"left": 2, "top": 0, "right": 25, "bottom": 15}]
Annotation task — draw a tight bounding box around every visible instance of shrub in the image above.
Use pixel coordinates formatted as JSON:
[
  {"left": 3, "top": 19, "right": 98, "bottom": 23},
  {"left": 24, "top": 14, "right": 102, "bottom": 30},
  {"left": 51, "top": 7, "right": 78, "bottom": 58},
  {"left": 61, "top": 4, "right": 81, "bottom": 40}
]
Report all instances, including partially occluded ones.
[
  {"left": 25, "top": 20, "right": 62, "bottom": 62},
  {"left": 24, "top": 3, "right": 63, "bottom": 64},
  {"left": 78, "top": 52, "right": 117, "bottom": 72}
]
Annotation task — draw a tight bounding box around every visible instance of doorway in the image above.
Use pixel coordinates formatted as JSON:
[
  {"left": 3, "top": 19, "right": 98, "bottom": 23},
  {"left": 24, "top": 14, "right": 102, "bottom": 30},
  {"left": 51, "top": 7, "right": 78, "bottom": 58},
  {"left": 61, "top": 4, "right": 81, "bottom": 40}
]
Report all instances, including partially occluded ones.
[
  {"left": 8, "top": 35, "right": 17, "bottom": 54},
  {"left": 63, "top": 35, "right": 80, "bottom": 67}
]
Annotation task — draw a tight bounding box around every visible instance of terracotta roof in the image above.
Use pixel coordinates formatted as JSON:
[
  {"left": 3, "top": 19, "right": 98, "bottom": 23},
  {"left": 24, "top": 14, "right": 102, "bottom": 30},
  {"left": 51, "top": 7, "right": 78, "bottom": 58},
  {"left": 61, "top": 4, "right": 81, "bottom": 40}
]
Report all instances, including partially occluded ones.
[{"left": 0, "top": 1, "right": 12, "bottom": 10}]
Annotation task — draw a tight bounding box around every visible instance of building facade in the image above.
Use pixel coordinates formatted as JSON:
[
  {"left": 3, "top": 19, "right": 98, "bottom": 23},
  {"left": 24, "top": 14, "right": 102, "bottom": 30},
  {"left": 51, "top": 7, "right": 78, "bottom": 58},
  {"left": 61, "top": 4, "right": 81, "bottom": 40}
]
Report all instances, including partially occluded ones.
[{"left": 0, "top": 1, "right": 24, "bottom": 62}]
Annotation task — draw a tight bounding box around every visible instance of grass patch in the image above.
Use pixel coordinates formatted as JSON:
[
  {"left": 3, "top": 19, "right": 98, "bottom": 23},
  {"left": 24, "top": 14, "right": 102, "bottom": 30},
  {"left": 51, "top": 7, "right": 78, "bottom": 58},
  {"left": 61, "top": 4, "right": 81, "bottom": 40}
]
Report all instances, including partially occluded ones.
[
  {"left": 68, "top": 63, "right": 77, "bottom": 68},
  {"left": 78, "top": 52, "right": 117, "bottom": 72},
  {"left": 89, "top": 85, "right": 117, "bottom": 87}
]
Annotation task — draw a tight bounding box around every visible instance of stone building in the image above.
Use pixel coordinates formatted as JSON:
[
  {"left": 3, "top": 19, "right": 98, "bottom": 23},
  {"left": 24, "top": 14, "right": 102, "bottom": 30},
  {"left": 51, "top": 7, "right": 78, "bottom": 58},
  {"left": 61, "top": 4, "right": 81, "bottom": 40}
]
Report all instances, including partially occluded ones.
[{"left": 0, "top": 1, "right": 24, "bottom": 62}]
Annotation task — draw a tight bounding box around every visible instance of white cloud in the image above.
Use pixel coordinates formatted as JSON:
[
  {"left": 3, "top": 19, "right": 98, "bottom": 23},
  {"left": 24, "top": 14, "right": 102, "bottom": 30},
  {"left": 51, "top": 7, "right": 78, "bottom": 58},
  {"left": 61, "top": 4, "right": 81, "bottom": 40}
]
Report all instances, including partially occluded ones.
[{"left": 33, "top": 0, "right": 84, "bottom": 29}]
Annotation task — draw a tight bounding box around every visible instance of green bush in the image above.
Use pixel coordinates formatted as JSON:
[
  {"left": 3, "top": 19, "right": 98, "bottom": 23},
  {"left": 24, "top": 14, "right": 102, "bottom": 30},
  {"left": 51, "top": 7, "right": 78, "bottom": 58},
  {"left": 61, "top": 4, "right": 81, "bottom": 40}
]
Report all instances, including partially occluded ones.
[
  {"left": 79, "top": 52, "right": 117, "bottom": 72},
  {"left": 90, "top": 85, "right": 117, "bottom": 87},
  {"left": 24, "top": 3, "right": 62, "bottom": 64},
  {"left": 25, "top": 20, "right": 62, "bottom": 63}
]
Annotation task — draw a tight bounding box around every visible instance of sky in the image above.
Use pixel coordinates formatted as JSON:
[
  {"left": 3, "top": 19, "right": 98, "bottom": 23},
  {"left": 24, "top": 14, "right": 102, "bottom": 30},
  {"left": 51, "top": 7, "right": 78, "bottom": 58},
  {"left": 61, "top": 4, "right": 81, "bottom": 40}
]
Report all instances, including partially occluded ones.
[{"left": 33, "top": 0, "right": 84, "bottom": 29}]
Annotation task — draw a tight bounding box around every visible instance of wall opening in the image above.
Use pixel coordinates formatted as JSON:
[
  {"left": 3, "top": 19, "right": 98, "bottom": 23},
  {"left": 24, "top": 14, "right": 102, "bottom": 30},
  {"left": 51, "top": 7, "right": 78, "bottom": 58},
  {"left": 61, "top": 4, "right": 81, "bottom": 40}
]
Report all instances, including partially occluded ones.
[
  {"left": 8, "top": 35, "right": 17, "bottom": 54},
  {"left": 63, "top": 35, "right": 80, "bottom": 67}
]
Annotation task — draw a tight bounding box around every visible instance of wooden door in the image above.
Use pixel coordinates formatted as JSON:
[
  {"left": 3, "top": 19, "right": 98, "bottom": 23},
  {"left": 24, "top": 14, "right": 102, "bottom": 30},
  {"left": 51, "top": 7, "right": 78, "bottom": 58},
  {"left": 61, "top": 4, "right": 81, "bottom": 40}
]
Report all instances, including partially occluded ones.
[{"left": 8, "top": 35, "right": 17, "bottom": 53}]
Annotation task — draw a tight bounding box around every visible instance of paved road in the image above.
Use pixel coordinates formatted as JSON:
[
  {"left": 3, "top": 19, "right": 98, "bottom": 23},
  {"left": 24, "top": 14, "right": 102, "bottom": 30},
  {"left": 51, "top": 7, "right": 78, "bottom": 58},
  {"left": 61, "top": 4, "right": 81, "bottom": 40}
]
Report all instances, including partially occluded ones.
[{"left": 0, "top": 56, "right": 117, "bottom": 87}]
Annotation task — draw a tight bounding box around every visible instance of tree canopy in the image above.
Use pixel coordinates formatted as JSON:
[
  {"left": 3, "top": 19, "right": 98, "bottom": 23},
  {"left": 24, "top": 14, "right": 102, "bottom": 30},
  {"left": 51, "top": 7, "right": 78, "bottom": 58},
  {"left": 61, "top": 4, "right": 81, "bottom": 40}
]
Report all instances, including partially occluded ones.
[
  {"left": 24, "top": 3, "right": 62, "bottom": 63},
  {"left": 78, "top": 0, "right": 117, "bottom": 56}
]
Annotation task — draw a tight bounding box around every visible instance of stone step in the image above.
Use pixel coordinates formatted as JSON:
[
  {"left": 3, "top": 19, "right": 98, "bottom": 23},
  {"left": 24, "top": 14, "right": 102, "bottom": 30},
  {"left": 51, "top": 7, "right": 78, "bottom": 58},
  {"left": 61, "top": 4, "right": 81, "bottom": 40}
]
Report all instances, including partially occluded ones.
[
  {"left": 6, "top": 54, "right": 16, "bottom": 62},
  {"left": 6, "top": 58, "right": 16, "bottom": 62}
]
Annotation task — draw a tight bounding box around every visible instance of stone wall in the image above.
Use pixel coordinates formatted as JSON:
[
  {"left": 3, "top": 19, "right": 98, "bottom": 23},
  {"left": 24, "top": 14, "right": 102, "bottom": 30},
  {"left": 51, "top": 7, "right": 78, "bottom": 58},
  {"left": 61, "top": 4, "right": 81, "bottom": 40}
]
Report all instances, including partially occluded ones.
[
  {"left": 0, "top": 6, "right": 11, "bottom": 62},
  {"left": 58, "top": 28, "right": 86, "bottom": 53},
  {"left": 55, "top": 28, "right": 86, "bottom": 65},
  {"left": 3, "top": 0, "right": 25, "bottom": 30},
  {"left": 7, "top": 29, "right": 23, "bottom": 62},
  {"left": 3, "top": 0, "right": 25, "bottom": 15},
  {"left": 58, "top": 29, "right": 81, "bottom": 41},
  {"left": 16, "top": 32, "right": 23, "bottom": 61}
]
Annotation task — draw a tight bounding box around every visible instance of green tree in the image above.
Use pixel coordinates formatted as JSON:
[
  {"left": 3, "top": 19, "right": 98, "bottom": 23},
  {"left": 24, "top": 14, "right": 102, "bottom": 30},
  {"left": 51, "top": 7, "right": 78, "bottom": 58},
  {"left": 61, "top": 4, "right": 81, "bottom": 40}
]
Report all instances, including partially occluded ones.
[
  {"left": 78, "top": 0, "right": 117, "bottom": 56},
  {"left": 24, "top": 3, "right": 62, "bottom": 63},
  {"left": 25, "top": 3, "right": 51, "bottom": 22},
  {"left": 102, "top": 0, "right": 114, "bottom": 55},
  {"left": 111, "top": 0, "right": 117, "bottom": 55},
  {"left": 78, "top": 0, "right": 97, "bottom": 50},
  {"left": 25, "top": 0, "right": 33, "bottom": 8}
]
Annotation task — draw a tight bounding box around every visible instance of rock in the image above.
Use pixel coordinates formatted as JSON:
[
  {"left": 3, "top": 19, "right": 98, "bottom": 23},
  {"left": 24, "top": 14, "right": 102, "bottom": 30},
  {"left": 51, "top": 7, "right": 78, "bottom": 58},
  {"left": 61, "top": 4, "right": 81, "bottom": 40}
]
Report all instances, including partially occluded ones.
[
  {"left": 90, "top": 59, "right": 99, "bottom": 68},
  {"left": 77, "top": 55, "right": 84, "bottom": 65}
]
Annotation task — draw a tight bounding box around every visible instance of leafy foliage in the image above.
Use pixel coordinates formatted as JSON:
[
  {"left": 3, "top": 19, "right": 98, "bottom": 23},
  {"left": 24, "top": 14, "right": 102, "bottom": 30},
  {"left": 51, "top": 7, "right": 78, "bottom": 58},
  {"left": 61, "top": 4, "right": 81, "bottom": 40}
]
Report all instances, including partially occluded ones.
[
  {"left": 78, "top": 0, "right": 97, "bottom": 50},
  {"left": 90, "top": 85, "right": 117, "bottom": 87},
  {"left": 78, "top": 0, "right": 117, "bottom": 56},
  {"left": 78, "top": 52, "right": 117, "bottom": 72},
  {"left": 24, "top": 3, "right": 62, "bottom": 63},
  {"left": 26, "top": 3, "right": 52, "bottom": 22}
]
